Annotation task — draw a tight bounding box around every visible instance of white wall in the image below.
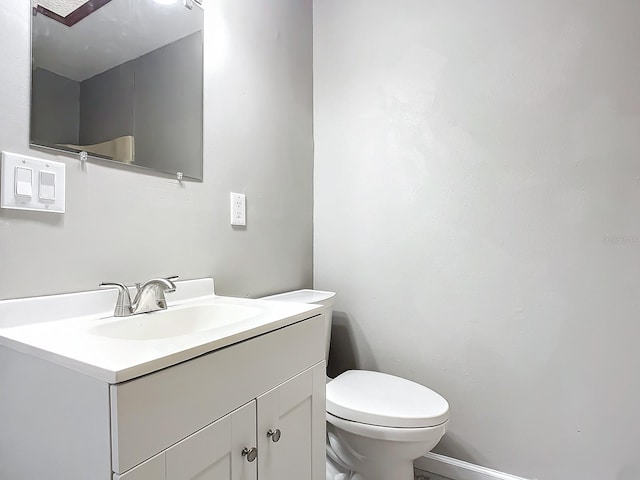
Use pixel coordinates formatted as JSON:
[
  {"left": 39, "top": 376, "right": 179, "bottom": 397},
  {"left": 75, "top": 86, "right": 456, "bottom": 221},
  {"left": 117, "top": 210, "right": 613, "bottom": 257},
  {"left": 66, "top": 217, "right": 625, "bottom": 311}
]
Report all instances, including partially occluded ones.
[
  {"left": 0, "top": 0, "right": 313, "bottom": 300},
  {"left": 314, "top": 1, "right": 640, "bottom": 479}
]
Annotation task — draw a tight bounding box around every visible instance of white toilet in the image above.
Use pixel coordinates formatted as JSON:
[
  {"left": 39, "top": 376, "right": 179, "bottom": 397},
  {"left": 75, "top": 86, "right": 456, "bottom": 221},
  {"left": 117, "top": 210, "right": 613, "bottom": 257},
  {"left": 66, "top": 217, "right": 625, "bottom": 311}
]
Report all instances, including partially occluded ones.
[{"left": 262, "top": 289, "right": 449, "bottom": 480}]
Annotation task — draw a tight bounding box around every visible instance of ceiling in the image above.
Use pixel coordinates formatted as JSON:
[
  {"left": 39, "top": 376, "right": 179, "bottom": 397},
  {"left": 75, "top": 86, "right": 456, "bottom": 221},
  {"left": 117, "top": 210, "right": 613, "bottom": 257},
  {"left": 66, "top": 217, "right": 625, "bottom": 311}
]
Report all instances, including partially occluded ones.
[{"left": 35, "top": 0, "right": 88, "bottom": 17}]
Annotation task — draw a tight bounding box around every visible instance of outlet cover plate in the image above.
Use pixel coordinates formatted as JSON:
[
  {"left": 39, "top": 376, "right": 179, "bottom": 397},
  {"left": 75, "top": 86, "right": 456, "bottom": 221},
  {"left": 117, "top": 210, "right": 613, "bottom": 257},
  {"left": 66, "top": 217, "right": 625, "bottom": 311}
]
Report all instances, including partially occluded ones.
[{"left": 230, "top": 192, "right": 246, "bottom": 226}]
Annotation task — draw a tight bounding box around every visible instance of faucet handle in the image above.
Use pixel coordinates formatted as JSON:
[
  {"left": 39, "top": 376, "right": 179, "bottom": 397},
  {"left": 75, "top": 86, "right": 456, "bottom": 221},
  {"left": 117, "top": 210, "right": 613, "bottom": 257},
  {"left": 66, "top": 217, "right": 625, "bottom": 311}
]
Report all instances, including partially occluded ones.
[{"left": 99, "top": 282, "right": 133, "bottom": 317}]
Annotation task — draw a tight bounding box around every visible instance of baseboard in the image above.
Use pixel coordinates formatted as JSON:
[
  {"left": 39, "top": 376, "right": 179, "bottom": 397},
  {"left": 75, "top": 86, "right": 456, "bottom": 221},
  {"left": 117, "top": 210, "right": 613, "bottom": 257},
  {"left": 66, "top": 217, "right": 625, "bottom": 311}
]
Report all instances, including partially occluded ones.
[{"left": 415, "top": 453, "right": 531, "bottom": 480}]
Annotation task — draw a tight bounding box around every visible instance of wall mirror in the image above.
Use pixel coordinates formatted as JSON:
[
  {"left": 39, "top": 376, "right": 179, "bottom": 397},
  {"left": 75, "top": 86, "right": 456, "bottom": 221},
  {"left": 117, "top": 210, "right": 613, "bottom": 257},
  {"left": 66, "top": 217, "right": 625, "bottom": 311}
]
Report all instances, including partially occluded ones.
[{"left": 31, "top": 0, "right": 204, "bottom": 181}]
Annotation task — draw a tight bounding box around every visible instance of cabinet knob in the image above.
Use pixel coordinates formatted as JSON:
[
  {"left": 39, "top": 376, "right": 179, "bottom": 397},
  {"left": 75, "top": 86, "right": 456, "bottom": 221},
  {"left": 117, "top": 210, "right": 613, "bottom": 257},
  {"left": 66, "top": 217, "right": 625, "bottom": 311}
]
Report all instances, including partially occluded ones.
[
  {"left": 242, "top": 447, "right": 258, "bottom": 462},
  {"left": 267, "top": 429, "right": 282, "bottom": 443}
]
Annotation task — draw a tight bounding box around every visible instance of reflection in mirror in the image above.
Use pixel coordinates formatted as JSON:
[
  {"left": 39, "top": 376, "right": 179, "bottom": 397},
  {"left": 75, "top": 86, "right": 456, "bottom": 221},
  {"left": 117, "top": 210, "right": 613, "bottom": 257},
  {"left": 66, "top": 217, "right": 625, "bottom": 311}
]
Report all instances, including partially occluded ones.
[{"left": 31, "top": 0, "right": 204, "bottom": 180}]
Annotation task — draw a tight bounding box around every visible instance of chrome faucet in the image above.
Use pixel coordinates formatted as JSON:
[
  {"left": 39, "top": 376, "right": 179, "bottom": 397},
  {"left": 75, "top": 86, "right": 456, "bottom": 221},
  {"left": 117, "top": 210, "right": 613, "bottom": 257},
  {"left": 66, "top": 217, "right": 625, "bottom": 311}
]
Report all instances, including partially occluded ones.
[{"left": 100, "top": 276, "right": 178, "bottom": 317}]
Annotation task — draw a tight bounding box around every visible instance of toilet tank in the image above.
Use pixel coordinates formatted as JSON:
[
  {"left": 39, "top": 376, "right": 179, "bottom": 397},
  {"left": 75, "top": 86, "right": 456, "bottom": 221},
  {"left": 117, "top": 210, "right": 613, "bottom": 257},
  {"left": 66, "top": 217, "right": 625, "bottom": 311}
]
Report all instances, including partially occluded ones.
[{"left": 261, "top": 289, "right": 336, "bottom": 362}]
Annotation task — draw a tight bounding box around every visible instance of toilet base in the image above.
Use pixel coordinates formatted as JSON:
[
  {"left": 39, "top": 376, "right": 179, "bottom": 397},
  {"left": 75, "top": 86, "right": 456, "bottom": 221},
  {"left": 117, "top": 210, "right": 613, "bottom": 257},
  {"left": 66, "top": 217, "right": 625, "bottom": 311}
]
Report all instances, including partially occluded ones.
[
  {"left": 326, "top": 417, "right": 446, "bottom": 480},
  {"left": 326, "top": 454, "right": 415, "bottom": 480}
]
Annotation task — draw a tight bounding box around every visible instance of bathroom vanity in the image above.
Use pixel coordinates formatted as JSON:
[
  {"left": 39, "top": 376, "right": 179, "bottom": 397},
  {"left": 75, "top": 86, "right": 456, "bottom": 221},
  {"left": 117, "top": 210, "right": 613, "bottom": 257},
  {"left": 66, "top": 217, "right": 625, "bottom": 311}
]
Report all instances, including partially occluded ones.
[{"left": 0, "top": 279, "right": 326, "bottom": 480}]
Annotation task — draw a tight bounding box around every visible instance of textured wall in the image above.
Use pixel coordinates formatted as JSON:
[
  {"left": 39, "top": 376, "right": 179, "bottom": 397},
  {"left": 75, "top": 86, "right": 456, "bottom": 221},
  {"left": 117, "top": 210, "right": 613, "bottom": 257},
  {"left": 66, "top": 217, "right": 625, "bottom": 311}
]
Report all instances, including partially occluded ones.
[
  {"left": 314, "top": 1, "right": 640, "bottom": 479},
  {"left": 0, "top": 0, "right": 313, "bottom": 300}
]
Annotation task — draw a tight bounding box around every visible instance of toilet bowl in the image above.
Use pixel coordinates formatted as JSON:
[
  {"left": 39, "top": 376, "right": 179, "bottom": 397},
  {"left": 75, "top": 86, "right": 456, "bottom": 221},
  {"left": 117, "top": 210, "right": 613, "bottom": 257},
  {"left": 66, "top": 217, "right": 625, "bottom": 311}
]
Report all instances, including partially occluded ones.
[{"left": 261, "top": 290, "right": 449, "bottom": 480}]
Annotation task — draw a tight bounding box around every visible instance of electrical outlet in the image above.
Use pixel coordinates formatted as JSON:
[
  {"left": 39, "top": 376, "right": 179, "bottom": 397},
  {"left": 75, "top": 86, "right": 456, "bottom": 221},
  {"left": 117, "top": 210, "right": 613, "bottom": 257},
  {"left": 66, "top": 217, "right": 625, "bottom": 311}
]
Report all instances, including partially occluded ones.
[{"left": 230, "top": 192, "right": 246, "bottom": 226}]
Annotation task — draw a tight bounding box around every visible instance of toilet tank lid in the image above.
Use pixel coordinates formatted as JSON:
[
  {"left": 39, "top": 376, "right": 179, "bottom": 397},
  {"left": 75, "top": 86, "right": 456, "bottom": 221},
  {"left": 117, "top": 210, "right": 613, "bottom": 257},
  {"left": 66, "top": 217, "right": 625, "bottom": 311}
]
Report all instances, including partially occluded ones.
[
  {"left": 261, "top": 289, "right": 336, "bottom": 306},
  {"left": 326, "top": 370, "right": 449, "bottom": 428}
]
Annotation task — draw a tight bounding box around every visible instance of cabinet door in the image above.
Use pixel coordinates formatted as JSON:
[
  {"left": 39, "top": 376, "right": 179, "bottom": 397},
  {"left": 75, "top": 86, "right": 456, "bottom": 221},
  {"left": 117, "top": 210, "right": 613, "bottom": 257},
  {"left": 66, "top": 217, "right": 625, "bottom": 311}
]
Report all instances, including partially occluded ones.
[
  {"left": 257, "top": 362, "right": 326, "bottom": 480},
  {"left": 166, "top": 401, "right": 257, "bottom": 480}
]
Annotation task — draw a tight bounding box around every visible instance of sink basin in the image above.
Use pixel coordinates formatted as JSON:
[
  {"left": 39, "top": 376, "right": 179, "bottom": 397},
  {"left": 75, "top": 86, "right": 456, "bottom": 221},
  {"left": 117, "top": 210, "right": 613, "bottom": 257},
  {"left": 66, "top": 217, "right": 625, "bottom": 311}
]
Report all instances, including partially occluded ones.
[
  {"left": 89, "top": 303, "right": 261, "bottom": 341},
  {"left": 0, "top": 278, "right": 323, "bottom": 383}
]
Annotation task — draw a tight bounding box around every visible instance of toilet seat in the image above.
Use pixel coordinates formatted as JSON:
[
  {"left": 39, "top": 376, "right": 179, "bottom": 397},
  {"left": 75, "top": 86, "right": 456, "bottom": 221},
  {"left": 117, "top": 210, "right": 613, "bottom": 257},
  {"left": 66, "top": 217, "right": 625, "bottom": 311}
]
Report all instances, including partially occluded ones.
[
  {"left": 326, "top": 412, "right": 447, "bottom": 442},
  {"left": 326, "top": 370, "right": 449, "bottom": 428}
]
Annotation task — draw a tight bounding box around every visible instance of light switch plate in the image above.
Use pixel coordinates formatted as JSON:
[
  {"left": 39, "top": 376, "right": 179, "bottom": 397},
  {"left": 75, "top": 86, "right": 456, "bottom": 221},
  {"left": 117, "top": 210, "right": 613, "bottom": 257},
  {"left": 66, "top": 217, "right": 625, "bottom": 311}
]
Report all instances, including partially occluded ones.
[{"left": 1, "top": 152, "right": 65, "bottom": 213}]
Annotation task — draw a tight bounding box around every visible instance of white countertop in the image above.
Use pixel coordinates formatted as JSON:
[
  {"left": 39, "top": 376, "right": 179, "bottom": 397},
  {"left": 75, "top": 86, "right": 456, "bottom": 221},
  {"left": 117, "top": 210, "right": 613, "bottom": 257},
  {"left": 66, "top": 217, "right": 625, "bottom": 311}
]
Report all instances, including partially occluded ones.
[{"left": 0, "top": 279, "right": 321, "bottom": 383}]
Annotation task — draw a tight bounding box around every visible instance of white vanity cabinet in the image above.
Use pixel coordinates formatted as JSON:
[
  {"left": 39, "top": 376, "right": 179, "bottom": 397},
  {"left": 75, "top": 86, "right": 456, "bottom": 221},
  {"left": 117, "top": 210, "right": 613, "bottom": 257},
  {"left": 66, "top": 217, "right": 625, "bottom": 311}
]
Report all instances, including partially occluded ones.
[
  {"left": 0, "top": 313, "right": 325, "bottom": 480},
  {"left": 115, "top": 362, "right": 326, "bottom": 480}
]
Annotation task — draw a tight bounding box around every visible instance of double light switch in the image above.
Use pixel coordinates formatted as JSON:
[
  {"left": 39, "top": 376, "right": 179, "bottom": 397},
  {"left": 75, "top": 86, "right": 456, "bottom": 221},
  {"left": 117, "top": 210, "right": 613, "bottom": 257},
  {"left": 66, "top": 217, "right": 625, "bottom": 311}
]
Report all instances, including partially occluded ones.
[{"left": 1, "top": 152, "right": 65, "bottom": 213}]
